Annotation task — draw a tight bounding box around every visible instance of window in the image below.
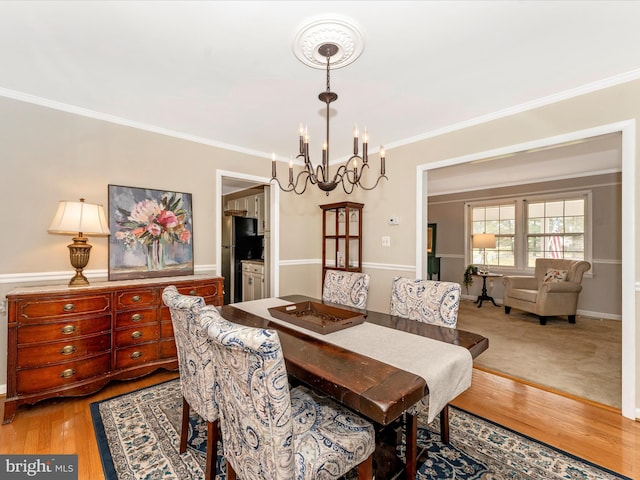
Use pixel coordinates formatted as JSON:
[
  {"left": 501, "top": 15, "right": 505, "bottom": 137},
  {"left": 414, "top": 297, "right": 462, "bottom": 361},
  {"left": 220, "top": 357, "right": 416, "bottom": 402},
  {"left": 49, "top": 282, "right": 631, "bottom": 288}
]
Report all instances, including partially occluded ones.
[
  {"left": 526, "top": 198, "right": 585, "bottom": 266},
  {"left": 471, "top": 203, "right": 515, "bottom": 267},
  {"left": 467, "top": 192, "right": 589, "bottom": 271}
]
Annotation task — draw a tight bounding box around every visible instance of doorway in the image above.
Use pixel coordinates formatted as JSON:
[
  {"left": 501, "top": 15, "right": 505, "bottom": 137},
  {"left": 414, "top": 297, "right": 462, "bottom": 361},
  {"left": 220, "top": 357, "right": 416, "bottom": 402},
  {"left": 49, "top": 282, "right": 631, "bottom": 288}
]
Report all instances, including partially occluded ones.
[
  {"left": 416, "top": 121, "right": 636, "bottom": 419},
  {"left": 216, "top": 170, "right": 280, "bottom": 304}
]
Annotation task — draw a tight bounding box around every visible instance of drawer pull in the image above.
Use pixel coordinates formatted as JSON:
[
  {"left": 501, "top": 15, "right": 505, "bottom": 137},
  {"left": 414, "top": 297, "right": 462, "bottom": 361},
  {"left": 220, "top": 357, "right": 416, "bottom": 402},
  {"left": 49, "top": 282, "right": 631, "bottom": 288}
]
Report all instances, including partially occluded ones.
[
  {"left": 60, "top": 345, "right": 76, "bottom": 355},
  {"left": 130, "top": 351, "right": 143, "bottom": 359},
  {"left": 189, "top": 289, "right": 197, "bottom": 295},
  {"left": 131, "top": 330, "right": 143, "bottom": 339},
  {"left": 131, "top": 313, "right": 143, "bottom": 322},
  {"left": 62, "top": 303, "right": 75, "bottom": 312},
  {"left": 60, "top": 368, "right": 76, "bottom": 378},
  {"left": 61, "top": 325, "right": 77, "bottom": 335},
  {"left": 132, "top": 295, "right": 141, "bottom": 302}
]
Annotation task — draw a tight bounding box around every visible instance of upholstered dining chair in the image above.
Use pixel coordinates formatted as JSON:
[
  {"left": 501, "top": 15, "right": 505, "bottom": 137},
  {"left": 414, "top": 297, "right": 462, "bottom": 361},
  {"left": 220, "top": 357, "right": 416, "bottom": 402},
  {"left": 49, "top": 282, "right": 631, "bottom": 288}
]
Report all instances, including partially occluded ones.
[
  {"left": 389, "top": 276, "right": 462, "bottom": 478},
  {"left": 200, "top": 308, "right": 376, "bottom": 480},
  {"left": 162, "top": 286, "right": 219, "bottom": 480},
  {"left": 322, "top": 269, "right": 371, "bottom": 309}
]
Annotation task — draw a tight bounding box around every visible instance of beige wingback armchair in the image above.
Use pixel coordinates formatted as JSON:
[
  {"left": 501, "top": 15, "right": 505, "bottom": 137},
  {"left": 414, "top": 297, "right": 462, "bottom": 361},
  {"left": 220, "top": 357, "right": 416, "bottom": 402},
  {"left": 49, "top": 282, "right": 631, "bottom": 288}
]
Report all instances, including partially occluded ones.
[{"left": 503, "top": 258, "right": 591, "bottom": 325}]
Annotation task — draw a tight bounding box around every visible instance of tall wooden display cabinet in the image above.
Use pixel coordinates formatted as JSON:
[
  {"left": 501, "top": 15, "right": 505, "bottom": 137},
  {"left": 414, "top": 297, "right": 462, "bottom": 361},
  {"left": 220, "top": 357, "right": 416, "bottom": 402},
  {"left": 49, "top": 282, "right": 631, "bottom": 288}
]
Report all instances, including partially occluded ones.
[{"left": 320, "top": 202, "right": 363, "bottom": 287}]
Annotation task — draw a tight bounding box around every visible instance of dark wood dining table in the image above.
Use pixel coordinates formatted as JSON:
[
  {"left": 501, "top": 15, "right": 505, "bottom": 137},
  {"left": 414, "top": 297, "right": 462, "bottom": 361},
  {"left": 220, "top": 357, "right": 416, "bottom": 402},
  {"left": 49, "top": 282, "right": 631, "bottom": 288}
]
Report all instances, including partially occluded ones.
[{"left": 219, "top": 294, "right": 489, "bottom": 478}]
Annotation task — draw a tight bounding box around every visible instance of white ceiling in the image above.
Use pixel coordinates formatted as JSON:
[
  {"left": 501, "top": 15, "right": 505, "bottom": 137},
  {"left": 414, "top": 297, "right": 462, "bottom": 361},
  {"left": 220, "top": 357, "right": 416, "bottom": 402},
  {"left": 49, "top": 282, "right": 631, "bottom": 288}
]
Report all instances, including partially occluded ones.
[{"left": 0, "top": 1, "right": 636, "bottom": 189}]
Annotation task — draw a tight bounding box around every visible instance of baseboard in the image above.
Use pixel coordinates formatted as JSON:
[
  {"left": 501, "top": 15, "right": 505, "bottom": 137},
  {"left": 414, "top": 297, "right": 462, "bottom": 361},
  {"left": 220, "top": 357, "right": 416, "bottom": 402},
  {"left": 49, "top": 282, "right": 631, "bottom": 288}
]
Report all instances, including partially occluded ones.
[{"left": 460, "top": 294, "right": 621, "bottom": 321}]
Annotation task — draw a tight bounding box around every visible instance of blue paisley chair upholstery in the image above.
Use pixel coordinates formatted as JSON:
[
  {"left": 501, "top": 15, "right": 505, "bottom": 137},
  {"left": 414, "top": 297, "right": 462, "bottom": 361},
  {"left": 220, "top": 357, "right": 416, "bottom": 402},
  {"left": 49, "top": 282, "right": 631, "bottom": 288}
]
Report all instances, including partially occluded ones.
[
  {"left": 200, "top": 310, "right": 375, "bottom": 480},
  {"left": 389, "top": 277, "right": 462, "bottom": 479},
  {"left": 322, "top": 270, "right": 371, "bottom": 309},
  {"left": 390, "top": 276, "right": 461, "bottom": 327},
  {"left": 162, "top": 286, "right": 219, "bottom": 480}
]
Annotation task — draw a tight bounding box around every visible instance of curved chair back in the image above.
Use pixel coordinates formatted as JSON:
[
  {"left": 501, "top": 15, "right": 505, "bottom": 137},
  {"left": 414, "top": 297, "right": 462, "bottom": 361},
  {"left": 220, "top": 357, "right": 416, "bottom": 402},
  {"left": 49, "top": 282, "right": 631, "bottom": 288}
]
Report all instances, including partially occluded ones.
[
  {"left": 390, "top": 277, "right": 461, "bottom": 477},
  {"left": 390, "top": 277, "right": 461, "bottom": 328},
  {"left": 322, "top": 270, "right": 371, "bottom": 309},
  {"left": 202, "top": 314, "right": 296, "bottom": 478},
  {"left": 534, "top": 258, "right": 591, "bottom": 287},
  {"left": 162, "top": 286, "right": 218, "bottom": 422}
]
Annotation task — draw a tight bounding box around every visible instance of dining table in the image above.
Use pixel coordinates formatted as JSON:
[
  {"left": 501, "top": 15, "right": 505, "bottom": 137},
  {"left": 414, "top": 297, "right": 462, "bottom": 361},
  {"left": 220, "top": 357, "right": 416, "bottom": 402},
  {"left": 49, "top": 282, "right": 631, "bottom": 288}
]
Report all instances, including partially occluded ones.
[{"left": 219, "top": 294, "right": 489, "bottom": 478}]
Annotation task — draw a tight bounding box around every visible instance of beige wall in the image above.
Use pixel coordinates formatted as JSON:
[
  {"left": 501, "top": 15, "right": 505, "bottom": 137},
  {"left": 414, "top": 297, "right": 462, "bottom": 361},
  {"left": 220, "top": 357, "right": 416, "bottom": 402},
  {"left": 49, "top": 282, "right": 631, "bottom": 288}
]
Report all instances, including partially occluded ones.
[
  {"left": 1, "top": 78, "right": 639, "bottom": 415},
  {"left": 428, "top": 173, "right": 622, "bottom": 317},
  {"left": 0, "top": 96, "right": 272, "bottom": 387}
]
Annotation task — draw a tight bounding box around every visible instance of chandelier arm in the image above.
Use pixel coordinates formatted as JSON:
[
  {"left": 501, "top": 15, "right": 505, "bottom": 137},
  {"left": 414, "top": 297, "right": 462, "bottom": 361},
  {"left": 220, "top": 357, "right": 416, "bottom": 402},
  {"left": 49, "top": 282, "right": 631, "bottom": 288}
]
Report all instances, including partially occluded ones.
[
  {"left": 356, "top": 174, "right": 389, "bottom": 191},
  {"left": 292, "top": 172, "right": 313, "bottom": 195},
  {"left": 340, "top": 173, "right": 357, "bottom": 194},
  {"left": 269, "top": 177, "right": 296, "bottom": 193},
  {"left": 301, "top": 158, "right": 317, "bottom": 184},
  {"left": 314, "top": 163, "right": 327, "bottom": 183},
  {"left": 331, "top": 163, "right": 350, "bottom": 183},
  {"left": 345, "top": 154, "right": 365, "bottom": 183},
  {"left": 271, "top": 167, "right": 315, "bottom": 194},
  {"left": 296, "top": 153, "right": 319, "bottom": 185}
]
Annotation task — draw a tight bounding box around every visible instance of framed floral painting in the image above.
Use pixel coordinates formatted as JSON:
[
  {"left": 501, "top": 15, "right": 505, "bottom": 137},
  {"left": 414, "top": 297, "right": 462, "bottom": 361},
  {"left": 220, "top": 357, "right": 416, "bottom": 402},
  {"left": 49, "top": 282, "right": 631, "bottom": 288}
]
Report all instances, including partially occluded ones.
[{"left": 108, "top": 185, "right": 194, "bottom": 280}]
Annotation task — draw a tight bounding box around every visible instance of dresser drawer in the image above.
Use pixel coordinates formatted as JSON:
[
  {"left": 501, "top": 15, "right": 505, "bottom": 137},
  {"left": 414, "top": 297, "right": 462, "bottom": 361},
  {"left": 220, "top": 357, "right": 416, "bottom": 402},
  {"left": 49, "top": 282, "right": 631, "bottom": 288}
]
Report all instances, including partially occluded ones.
[
  {"left": 16, "top": 353, "right": 111, "bottom": 394},
  {"left": 242, "top": 262, "right": 264, "bottom": 274},
  {"left": 17, "top": 314, "right": 111, "bottom": 345},
  {"left": 115, "top": 343, "right": 159, "bottom": 369},
  {"left": 17, "top": 333, "right": 111, "bottom": 368},
  {"left": 16, "top": 294, "right": 110, "bottom": 321},
  {"left": 115, "top": 289, "right": 157, "bottom": 309},
  {"left": 160, "top": 319, "right": 174, "bottom": 338},
  {"left": 115, "top": 308, "right": 156, "bottom": 328},
  {"left": 159, "top": 338, "right": 177, "bottom": 358},
  {"left": 114, "top": 324, "right": 159, "bottom": 347},
  {"left": 177, "top": 282, "right": 221, "bottom": 298},
  {"left": 250, "top": 264, "right": 264, "bottom": 274}
]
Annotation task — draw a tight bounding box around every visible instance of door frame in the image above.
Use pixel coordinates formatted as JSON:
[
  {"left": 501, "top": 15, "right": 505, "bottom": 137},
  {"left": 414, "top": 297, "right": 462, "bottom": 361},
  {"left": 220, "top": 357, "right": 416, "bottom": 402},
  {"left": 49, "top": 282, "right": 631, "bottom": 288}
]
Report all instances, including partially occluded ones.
[
  {"left": 215, "top": 170, "right": 280, "bottom": 299},
  {"left": 416, "top": 120, "right": 636, "bottom": 419}
]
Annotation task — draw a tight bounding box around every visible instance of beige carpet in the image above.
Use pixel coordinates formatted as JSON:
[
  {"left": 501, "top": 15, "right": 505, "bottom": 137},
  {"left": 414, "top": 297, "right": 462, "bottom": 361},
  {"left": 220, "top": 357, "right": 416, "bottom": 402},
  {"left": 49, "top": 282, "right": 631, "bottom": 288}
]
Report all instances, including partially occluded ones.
[{"left": 456, "top": 299, "right": 622, "bottom": 409}]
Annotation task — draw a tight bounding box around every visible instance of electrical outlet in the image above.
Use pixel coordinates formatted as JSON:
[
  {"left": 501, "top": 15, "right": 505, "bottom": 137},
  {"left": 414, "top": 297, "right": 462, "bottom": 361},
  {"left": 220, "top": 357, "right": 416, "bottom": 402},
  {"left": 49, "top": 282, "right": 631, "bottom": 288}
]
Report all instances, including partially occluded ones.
[{"left": 382, "top": 236, "right": 391, "bottom": 247}]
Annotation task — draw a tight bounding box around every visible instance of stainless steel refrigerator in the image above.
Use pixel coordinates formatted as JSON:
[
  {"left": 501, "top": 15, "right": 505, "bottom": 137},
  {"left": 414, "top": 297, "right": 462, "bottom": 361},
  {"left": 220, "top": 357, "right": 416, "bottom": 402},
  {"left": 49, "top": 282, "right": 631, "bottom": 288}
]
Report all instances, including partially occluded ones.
[{"left": 222, "top": 215, "right": 261, "bottom": 304}]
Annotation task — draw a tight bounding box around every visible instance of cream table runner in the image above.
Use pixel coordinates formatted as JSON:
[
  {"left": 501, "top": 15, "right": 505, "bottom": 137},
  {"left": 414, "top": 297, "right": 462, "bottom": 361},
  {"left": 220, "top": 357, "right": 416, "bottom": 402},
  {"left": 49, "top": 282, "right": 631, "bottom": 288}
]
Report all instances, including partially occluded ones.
[{"left": 231, "top": 297, "right": 473, "bottom": 423}]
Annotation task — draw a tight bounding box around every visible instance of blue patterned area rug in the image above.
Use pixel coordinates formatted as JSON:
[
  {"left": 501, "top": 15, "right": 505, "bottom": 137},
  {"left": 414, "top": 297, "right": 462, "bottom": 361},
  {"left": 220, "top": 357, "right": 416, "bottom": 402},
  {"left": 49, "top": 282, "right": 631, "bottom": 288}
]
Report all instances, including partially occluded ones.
[{"left": 91, "top": 379, "right": 629, "bottom": 480}]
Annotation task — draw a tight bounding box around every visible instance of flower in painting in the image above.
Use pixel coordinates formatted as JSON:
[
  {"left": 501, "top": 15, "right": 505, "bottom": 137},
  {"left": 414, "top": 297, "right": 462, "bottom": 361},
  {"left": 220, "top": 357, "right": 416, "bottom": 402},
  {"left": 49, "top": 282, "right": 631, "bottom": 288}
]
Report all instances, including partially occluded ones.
[
  {"left": 179, "top": 229, "right": 191, "bottom": 244},
  {"left": 115, "top": 193, "right": 191, "bottom": 249}
]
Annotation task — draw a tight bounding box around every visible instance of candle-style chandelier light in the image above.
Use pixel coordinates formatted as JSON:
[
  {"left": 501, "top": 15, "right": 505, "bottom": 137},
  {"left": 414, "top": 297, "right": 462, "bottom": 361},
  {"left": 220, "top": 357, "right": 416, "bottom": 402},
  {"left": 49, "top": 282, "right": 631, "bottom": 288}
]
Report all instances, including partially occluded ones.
[{"left": 270, "top": 18, "right": 387, "bottom": 196}]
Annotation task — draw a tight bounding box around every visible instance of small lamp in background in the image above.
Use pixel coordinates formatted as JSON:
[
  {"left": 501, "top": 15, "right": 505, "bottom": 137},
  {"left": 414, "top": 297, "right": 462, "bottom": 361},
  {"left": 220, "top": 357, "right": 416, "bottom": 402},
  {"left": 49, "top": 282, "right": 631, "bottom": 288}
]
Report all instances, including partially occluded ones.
[
  {"left": 48, "top": 198, "right": 110, "bottom": 286},
  {"left": 472, "top": 233, "right": 496, "bottom": 273}
]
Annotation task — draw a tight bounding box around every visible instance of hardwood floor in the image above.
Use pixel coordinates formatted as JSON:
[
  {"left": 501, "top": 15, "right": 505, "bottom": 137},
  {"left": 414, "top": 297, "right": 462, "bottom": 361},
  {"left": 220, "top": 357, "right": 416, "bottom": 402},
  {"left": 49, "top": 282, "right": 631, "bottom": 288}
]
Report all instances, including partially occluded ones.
[{"left": 0, "top": 368, "right": 638, "bottom": 479}]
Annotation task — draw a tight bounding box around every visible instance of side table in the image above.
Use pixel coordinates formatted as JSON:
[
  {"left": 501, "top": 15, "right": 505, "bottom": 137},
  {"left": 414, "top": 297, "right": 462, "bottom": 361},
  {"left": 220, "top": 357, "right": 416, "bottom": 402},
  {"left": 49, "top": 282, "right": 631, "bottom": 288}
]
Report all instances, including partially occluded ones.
[{"left": 473, "top": 272, "right": 503, "bottom": 307}]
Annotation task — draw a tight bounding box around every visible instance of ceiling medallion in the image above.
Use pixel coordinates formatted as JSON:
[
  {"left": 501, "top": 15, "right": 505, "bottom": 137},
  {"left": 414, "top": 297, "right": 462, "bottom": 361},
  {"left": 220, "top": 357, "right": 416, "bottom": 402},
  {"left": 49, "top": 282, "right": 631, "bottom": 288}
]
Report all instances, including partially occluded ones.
[{"left": 292, "top": 16, "right": 364, "bottom": 69}]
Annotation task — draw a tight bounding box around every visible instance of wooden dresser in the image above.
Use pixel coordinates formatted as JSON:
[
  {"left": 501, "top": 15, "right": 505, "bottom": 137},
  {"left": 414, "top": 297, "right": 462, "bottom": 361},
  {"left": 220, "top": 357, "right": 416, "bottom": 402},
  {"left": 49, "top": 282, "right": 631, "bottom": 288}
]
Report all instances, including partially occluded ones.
[{"left": 3, "top": 275, "right": 223, "bottom": 423}]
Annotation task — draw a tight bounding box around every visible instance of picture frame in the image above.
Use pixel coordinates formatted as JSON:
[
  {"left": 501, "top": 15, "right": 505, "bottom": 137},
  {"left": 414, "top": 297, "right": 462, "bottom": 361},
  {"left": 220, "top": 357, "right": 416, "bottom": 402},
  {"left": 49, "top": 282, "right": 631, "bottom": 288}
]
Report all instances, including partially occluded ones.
[
  {"left": 427, "top": 223, "right": 437, "bottom": 257},
  {"left": 108, "top": 184, "right": 194, "bottom": 281}
]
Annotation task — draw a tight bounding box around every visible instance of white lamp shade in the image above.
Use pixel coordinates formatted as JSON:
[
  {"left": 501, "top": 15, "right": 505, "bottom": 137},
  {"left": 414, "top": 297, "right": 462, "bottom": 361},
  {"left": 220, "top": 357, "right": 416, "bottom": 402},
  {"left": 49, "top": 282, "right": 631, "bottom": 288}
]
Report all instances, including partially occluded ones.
[
  {"left": 48, "top": 200, "right": 110, "bottom": 236},
  {"left": 472, "top": 233, "right": 496, "bottom": 249}
]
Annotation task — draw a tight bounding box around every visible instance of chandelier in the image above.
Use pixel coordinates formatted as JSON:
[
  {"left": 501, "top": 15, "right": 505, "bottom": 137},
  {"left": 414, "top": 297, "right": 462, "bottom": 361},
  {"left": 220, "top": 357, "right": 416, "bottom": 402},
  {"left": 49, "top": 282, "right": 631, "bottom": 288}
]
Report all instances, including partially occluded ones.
[{"left": 270, "top": 30, "right": 387, "bottom": 195}]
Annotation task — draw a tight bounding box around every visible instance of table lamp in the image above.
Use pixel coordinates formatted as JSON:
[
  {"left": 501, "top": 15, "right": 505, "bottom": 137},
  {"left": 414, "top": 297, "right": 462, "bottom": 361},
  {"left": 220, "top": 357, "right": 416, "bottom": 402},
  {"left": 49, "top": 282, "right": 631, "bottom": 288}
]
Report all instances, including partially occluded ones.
[
  {"left": 472, "top": 233, "right": 496, "bottom": 273},
  {"left": 48, "top": 198, "right": 110, "bottom": 286}
]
